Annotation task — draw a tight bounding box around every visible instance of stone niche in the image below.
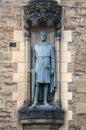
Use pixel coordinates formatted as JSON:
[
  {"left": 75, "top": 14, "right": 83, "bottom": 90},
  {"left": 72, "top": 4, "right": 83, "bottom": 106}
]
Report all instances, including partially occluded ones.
[{"left": 19, "top": 0, "right": 65, "bottom": 130}]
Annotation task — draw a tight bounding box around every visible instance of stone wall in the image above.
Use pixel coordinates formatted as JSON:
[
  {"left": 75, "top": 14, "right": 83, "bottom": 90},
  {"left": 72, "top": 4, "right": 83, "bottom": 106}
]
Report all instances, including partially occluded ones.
[
  {"left": 60, "top": 0, "right": 86, "bottom": 130},
  {"left": 0, "top": 0, "right": 86, "bottom": 130},
  {"left": 0, "top": 0, "right": 27, "bottom": 130}
]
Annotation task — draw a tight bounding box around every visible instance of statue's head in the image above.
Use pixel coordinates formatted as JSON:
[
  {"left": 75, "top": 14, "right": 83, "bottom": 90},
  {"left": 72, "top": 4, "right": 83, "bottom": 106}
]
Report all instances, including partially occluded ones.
[{"left": 40, "top": 31, "right": 47, "bottom": 42}]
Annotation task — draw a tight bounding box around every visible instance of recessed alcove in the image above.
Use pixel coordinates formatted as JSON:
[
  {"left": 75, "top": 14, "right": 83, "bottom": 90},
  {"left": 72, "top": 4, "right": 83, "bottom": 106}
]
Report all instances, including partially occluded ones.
[{"left": 19, "top": 0, "right": 65, "bottom": 130}]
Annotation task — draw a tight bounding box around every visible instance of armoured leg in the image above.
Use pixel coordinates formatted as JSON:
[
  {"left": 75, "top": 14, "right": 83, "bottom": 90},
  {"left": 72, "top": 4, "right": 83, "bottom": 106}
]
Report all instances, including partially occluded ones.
[{"left": 43, "top": 84, "right": 49, "bottom": 105}]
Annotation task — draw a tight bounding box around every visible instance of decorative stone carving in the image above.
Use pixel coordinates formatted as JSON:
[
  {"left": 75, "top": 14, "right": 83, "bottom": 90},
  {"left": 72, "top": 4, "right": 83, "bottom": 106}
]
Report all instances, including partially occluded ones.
[{"left": 23, "top": 0, "right": 62, "bottom": 30}]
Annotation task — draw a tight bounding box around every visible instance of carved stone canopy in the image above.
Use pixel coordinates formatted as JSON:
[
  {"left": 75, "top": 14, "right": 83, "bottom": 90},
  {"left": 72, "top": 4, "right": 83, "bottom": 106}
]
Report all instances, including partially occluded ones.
[{"left": 24, "top": 0, "right": 62, "bottom": 31}]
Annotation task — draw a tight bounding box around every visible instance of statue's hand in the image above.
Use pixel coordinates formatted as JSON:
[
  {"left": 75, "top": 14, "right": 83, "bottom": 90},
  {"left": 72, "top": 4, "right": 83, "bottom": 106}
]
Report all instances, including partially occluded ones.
[
  {"left": 30, "top": 69, "right": 35, "bottom": 73},
  {"left": 51, "top": 70, "right": 54, "bottom": 75}
]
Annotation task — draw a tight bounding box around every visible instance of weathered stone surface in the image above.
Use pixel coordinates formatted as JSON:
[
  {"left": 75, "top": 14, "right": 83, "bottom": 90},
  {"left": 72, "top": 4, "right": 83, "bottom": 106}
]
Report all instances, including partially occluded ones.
[
  {"left": 68, "top": 82, "right": 77, "bottom": 92},
  {"left": 76, "top": 103, "right": 86, "bottom": 114},
  {"left": 77, "top": 115, "right": 86, "bottom": 126},
  {"left": 0, "top": 92, "right": 12, "bottom": 100},
  {"left": 74, "top": 62, "right": 85, "bottom": 73},
  {"left": 0, "top": 71, "right": 13, "bottom": 82},
  {"left": 0, "top": 122, "right": 17, "bottom": 130},
  {"left": 0, "top": 63, "right": 17, "bottom": 72},
  {"left": 0, "top": 0, "right": 2, "bottom": 3},
  {"left": 0, "top": 87, "right": 2, "bottom": 91},
  {"left": 81, "top": 125, "right": 86, "bottom": 130},
  {"left": 75, "top": 94, "right": 86, "bottom": 103},
  {"left": 0, "top": 42, "right": 8, "bottom": 51},
  {"left": 0, "top": 52, "right": 12, "bottom": 61},
  {"left": 61, "top": 0, "right": 86, "bottom": 6},
  {"left": 61, "top": 0, "right": 86, "bottom": 129},
  {"left": 2, "top": 82, "right": 17, "bottom": 92},
  {"left": 77, "top": 82, "right": 86, "bottom": 92},
  {"left": 79, "top": 8, "right": 86, "bottom": 16},
  {"left": 65, "top": 8, "right": 78, "bottom": 17},
  {"left": 0, "top": 99, "right": 5, "bottom": 110},
  {"left": 0, "top": 27, "right": 14, "bottom": 41},
  {"left": 61, "top": 30, "right": 72, "bottom": 42},
  {"left": 69, "top": 126, "right": 80, "bottom": 130},
  {"left": 4, "top": 0, "right": 16, "bottom": 3},
  {"left": 74, "top": 48, "right": 86, "bottom": 73},
  {"left": 5, "top": 101, "right": 17, "bottom": 110},
  {"left": 75, "top": 49, "right": 86, "bottom": 61},
  {"left": 0, "top": 1, "right": 26, "bottom": 130}
]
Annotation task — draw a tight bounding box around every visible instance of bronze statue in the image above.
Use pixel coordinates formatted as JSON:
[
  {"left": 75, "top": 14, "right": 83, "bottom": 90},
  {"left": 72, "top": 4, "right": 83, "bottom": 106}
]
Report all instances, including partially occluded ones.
[{"left": 31, "top": 31, "right": 56, "bottom": 107}]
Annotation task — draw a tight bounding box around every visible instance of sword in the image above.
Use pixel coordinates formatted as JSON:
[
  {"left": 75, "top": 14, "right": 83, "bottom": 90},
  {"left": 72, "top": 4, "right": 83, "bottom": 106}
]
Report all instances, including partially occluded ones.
[{"left": 30, "top": 69, "right": 35, "bottom": 102}]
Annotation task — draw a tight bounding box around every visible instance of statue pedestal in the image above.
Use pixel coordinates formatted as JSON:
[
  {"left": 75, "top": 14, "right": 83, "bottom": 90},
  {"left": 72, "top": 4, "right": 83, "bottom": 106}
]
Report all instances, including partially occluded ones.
[
  {"left": 19, "top": 105, "right": 65, "bottom": 130},
  {"left": 19, "top": 105, "right": 64, "bottom": 120}
]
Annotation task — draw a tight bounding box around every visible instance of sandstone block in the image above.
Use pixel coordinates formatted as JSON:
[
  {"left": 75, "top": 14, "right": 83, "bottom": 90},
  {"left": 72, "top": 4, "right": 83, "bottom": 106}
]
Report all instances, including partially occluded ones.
[
  {"left": 0, "top": 42, "right": 8, "bottom": 51},
  {"left": 18, "top": 82, "right": 28, "bottom": 93},
  {"left": 0, "top": 111, "right": 11, "bottom": 122},
  {"left": 61, "top": 31, "right": 72, "bottom": 42},
  {"left": 56, "top": 51, "right": 71, "bottom": 62},
  {"left": 61, "top": 42, "right": 68, "bottom": 51},
  {"left": 77, "top": 82, "right": 86, "bottom": 92},
  {"left": 61, "top": 82, "right": 68, "bottom": 92},
  {"left": 13, "top": 73, "right": 30, "bottom": 82},
  {"left": 74, "top": 62, "right": 85, "bottom": 73},
  {"left": 64, "top": 25, "right": 76, "bottom": 30},
  {"left": 18, "top": 63, "right": 25, "bottom": 73},
  {"left": 59, "top": 122, "right": 68, "bottom": 130},
  {"left": 61, "top": 0, "right": 75, "bottom": 4},
  {"left": 61, "top": 92, "right": 72, "bottom": 100},
  {"left": 0, "top": 52, "right": 12, "bottom": 61},
  {"left": 61, "top": 63, "right": 68, "bottom": 73},
  {"left": 76, "top": 103, "right": 86, "bottom": 114},
  {"left": 17, "top": 92, "right": 27, "bottom": 108},
  {"left": 5, "top": 101, "right": 17, "bottom": 110},
  {"left": 62, "top": 100, "right": 68, "bottom": 110},
  {"left": 0, "top": 62, "right": 17, "bottom": 72},
  {"left": 55, "top": 42, "right": 68, "bottom": 51},
  {"left": 4, "top": 0, "right": 15, "bottom": 3},
  {"left": 0, "top": 92, "right": 12, "bottom": 100},
  {"left": 56, "top": 72, "right": 72, "bottom": 82},
  {"left": 61, "top": 51, "right": 71, "bottom": 62},
  {"left": 75, "top": 93, "right": 86, "bottom": 103},
  {"left": 13, "top": 30, "right": 24, "bottom": 42},
  {"left": 2, "top": 82, "right": 17, "bottom": 93},
  {"left": 81, "top": 125, "right": 86, "bottom": 130},
  {"left": 0, "top": 99, "right": 5, "bottom": 109},
  {"left": 65, "top": 8, "right": 77, "bottom": 17},
  {"left": 75, "top": 49, "right": 86, "bottom": 62},
  {"left": 0, "top": 71, "right": 13, "bottom": 82},
  {"left": 13, "top": 92, "right": 18, "bottom": 100},
  {"left": 67, "top": 111, "right": 73, "bottom": 120},
  {"left": 56, "top": 62, "right": 68, "bottom": 73},
  {"left": 60, "top": 73, "right": 72, "bottom": 82},
  {"left": 12, "top": 51, "right": 30, "bottom": 63}
]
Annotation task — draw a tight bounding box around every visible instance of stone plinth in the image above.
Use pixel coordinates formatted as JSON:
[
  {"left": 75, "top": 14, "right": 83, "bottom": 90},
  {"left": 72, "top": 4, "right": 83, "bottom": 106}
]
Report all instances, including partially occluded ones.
[{"left": 19, "top": 105, "right": 65, "bottom": 130}]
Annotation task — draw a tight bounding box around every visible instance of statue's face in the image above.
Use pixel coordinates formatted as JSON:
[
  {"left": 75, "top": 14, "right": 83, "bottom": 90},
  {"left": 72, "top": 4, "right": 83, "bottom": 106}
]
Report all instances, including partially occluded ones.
[{"left": 40, "top": 32, "right": 47, "bottom": 42}]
